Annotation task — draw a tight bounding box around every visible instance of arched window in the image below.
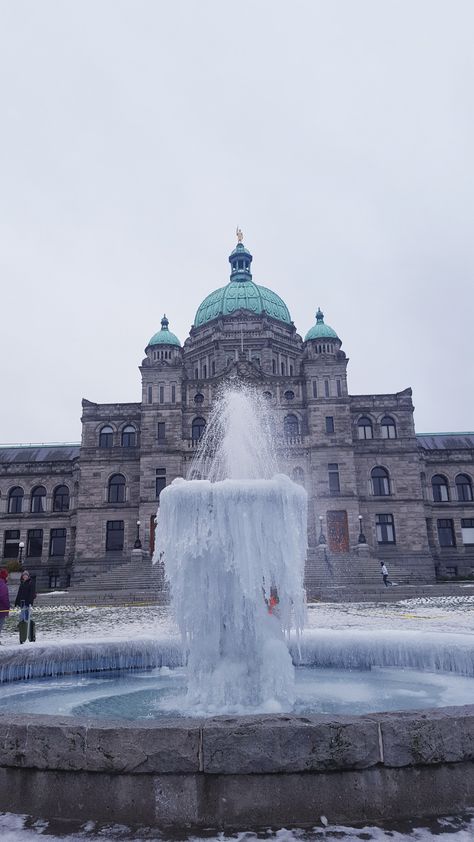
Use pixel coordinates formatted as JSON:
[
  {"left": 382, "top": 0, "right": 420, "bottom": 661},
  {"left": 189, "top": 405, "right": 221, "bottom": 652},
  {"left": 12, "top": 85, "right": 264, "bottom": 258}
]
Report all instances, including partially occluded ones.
[
  {"left": 456, "top": 474, "right": 473, "bottom": 502},
  {"left": 8, "top": 486, "right": 24, "bottom": 514},
  {"left": 53, "top": 485, "right": 70, "bottom": 512},
  {"left": 31, "top": 486, "right": 46, "bottom": 513},
  {"left": 121, "top": 425, "right": 136, "bottom": 448},
  {"left": 293, "top": 467, "right": 304, "bottom": 485},
  {"left": 192, "top": 417, "right": 206, "bottom": 442},
  {"left": 432, "top": 474, "right": 449, "bottom": 503},
  {"left": 381, "top": 416, "right": 397, "bottom": 439},
  {"left": 284, "top": 390, "right": 295, "bottom": 401},
  {"left": 263, "top": 391, "right": 272, "bottom": 400},
  {"left": 108, "top": 474, "right": 126, "bottom": 504},
  {"left": 284, "top": 414, "right": 299, "bottom": 437},
  {"left": 371, "top": 466, "right": 391, "bottom": 496},
  {"left": 99, "top": 425, "right": 113, "bottom": 448},
  {"left": 194, "top": 393, "right": 204, "bottom": 404},
  {"left": 358, "top": 417, "right": 373, "bottom": 440}
]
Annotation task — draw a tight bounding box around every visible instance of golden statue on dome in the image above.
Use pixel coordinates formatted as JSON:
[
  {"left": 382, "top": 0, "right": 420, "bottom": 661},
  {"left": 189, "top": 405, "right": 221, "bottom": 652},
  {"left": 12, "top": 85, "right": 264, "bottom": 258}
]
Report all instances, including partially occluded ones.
[{"left": 236, "top": 226, "right": 243, "bottom": 243}]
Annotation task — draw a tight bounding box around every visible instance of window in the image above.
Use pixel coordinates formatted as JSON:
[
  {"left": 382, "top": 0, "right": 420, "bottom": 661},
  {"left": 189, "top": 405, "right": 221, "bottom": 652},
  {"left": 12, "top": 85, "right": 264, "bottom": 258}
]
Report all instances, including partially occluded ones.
[
  {"left": 31, "top": 486, "right": 46, "bottom": 513},
  {"left": 121, "top": 425, "right": 136, "bottom": 447},
  {"left": 192, "top": 417, "right": 206, "bottom": 442},
  {"left": 312, "top": 380, "right": 318, "bottom": 398},
  {"left": 437, "top": 518, "right": 455, "bottom": 547},
  {"left": 212, "top": 361, "right": 215, "bottom": 376},
  {"left": 376, "top": 513, "right": 395, "bottom": 544},
  {"left": 281, "top": 362, "right": 286, "bottom": 375},
  {"left": 194, "top": 393, "right": 204, "bottom": 404},
  {"left": 272, "top": 359, "right": 276, "bottom": 374},
  {"left": 284, "top": 390, "right": 295, "bottom": 401},
  {"left": 324, "top": 380, "right": 330, "bottom": 397},
  {"left": 156, "top": 468, "right": 166, "bottom": 500},
  {"left": 171, "top": 384, "right": 176, "bottom": 403},
  {"left": 203, "top": 365, "right": 207, "bottom": 378},
  {"left": 328, "top": 463, "right": 340, "bottom": 494},
  {"left": 27, "top": 529, "right": 43, "bottom": 558},
  {"left": 53, "top": 485, "right": 70, "bottom": 512},
  {"left": 48, "top": 572, "right": 60, "bottom": 589},
  {"left": 49, "top": 528, "right": 66, "bottom": 557},
  {"left": 108, "top": 474, "right": 126, "bottom": 504},
  {"left": 371, "top": 466, "right": 391, "bottom": 496},
  {"left": 289, "top": 364, "right": 293, "bottom": 376},
  {"left": 159, "top": 386, "right": 164, "bottom": 403},
  {"left": 195, "top": 368, "right": 199, "bottom": 379},
  {"left": 99, "top": 425, "right": 113, "bottom": 448},
  {"left": 358, "top": 417, "right": 373, "bottom": 440},
  {"left": 157, "top": 422, "right": 166, "bottom": 440},
  {"left": 284, "top": 414, "right": 299, "bottom": 437},
  {"left": 3, "top": 530, "right": 20, "bottom": 559},
  {"left": 106, "top": 521, "right": 124, "bottom": 551},
  {"left": 292, "top": 467, "right": 304, "bottom": 485},
  {"left": 381, "top": 416, "right": 397, "bottom": 439},
  {"left": 325, "top": 416, "right": 335, "bottom": 434},
  {"left": 147, "top": 385, "right": 153, "bottom": 404},
  {"left": 336, "top": 379, "right": 342, "bottom": 397},
  {"left": 8, "top": 486, "right": 24, "bottom": 513},
  {"left": 263, "top": 391, "right": 272, "bottom": 400},
  {"left": 432, "top": 474, "right": 449, "bottom": 502},
  {"left": 461, "top": 518, "right": 474, "bottom": 545},
  {"left": 456, "top": 474, "right": 473, "bottom": 502}
]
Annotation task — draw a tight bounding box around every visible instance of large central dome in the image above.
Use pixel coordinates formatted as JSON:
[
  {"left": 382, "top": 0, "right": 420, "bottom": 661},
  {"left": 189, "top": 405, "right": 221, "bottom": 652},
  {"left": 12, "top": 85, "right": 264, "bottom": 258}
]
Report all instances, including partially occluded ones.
[{"left": 193, "top": 240, "right": 292, "bottom": 328}]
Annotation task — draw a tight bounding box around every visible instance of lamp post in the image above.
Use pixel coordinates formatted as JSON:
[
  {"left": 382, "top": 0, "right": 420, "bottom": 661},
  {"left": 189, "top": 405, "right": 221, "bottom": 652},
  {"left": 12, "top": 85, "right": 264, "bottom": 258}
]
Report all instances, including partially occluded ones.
[
  {"left": 134, "top": 520, "right": 142, "bottom": 550},
  {"left": 18, "top": 541, "right": 25, "bottom": 567},
  {"left": 318, "top": 515, "right": 326, "bottom": 545},
  {"left": 358, "top": 514, "right": 367, "bottom": 545}
]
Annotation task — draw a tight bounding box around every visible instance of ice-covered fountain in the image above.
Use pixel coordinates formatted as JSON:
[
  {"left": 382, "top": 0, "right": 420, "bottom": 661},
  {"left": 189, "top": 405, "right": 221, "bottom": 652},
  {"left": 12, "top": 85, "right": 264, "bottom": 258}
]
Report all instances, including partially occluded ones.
[{"left": 153, "top": 387, "right": 307, "bottom": 713}]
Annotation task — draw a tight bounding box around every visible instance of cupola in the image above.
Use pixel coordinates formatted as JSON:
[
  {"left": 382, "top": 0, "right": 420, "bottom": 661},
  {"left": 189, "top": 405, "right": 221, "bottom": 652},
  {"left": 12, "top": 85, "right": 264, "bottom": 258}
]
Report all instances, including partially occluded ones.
[{"left": 147, "top": 315, "right": 181, "bottom": 348}]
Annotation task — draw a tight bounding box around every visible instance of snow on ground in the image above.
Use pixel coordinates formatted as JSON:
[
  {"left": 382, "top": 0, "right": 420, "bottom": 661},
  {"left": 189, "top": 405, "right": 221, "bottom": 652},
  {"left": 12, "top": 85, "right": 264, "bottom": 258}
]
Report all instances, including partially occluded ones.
[
  {"left": 1, "top": 812, "right": 474, "bottom": 841},
  {"left": 0, "top": 595, "right": 473, "bottom": 648}
]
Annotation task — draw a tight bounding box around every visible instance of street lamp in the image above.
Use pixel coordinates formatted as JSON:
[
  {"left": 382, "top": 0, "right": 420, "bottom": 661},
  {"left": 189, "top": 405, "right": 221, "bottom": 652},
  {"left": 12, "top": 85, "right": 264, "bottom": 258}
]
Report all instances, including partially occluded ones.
[
  {"left": 358, "top": 514, "right": 367, "bottom": 544},
  {"left": 318, "top": 515, "right": 327, "bottom": 545},
  {"left": 134, "top": 520, "right": 142, "bottom": 550},
  {"left": 18, "top": 541, "right": 25, "bottom": 567}
]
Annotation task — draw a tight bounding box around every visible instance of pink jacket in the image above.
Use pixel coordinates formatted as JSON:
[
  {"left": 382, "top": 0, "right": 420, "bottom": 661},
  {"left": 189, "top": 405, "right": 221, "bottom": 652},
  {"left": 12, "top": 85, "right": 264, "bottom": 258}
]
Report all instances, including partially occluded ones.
[{"left": 0, "top": 579, "right": 10, "bottom": 617}]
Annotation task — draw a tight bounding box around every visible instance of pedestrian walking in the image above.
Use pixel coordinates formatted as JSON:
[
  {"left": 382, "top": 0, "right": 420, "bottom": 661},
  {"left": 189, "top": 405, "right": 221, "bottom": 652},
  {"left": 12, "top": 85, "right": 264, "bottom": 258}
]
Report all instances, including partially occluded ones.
[
  {"left": 380, "top": 561, "right": 392, "bottom": 587},
  {"left": 0, "top": 569, "right": 10, "bottom": 642},
  {"left": 15, "top": 570, "right": 36, "bottom": 643}
]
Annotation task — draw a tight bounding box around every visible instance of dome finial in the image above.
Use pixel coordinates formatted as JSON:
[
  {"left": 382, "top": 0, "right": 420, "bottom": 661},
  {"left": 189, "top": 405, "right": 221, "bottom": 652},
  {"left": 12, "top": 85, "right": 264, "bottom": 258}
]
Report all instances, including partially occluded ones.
[
  {"left": 161, "top": 314, "right": 169, "bottom": 330},
  {"left": 236, "top": 226, "right": 243, "bottom": 243},
  {"left": 316, "top": 307, "right": 324, "bottom": 323}
]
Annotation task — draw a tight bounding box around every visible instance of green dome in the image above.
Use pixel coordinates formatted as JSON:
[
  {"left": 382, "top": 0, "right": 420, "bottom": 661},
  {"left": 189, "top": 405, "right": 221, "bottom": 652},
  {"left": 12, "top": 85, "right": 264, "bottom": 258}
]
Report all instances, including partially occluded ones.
[
  {"left": 194, "top": 239, "right": 292, "bottom": 327},
  {"left": 305, "top": 308, "right": 339, "bottom": 342},
  {"left": 148, "top": 315, "right": 181, "bottom": 347}
]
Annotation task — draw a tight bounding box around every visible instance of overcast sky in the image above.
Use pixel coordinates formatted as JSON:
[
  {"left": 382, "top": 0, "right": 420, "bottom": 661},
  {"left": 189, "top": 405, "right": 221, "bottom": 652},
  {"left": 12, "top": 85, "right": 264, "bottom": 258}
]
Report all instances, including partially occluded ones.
[{"left": 0, "top": 0, "right": 473, "bottom": 443}]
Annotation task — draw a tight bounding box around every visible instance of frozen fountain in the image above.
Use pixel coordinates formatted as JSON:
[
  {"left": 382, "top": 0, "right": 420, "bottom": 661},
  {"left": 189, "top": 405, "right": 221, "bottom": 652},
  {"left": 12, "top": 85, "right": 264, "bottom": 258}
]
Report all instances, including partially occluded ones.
[{"left": 153, "top": 387, "right": 307, "bottom": 712}]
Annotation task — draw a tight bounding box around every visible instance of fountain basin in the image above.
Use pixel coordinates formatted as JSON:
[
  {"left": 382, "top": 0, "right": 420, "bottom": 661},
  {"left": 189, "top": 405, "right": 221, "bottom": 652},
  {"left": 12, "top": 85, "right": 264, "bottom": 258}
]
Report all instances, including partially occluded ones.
[{"left": 0, "top": 630, "right": 473, "bottom": 829}]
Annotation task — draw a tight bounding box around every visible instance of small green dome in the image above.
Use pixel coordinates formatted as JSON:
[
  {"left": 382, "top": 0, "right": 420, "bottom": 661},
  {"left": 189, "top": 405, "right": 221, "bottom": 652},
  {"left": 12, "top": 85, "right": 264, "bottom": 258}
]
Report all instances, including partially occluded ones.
[
  {"left": 148, "top": 315, "right": 181, "bottom": 347},
  {"left": 304, "top": 308, "right": 339, "bottom": 342},
  {"left": 194, "top": 238, "right": 292, "bottom": 327}
]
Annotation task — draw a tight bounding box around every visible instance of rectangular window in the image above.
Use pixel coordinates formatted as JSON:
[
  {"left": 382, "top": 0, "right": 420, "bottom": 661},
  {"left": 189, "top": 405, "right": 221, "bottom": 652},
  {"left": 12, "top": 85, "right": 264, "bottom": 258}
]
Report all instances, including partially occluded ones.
[
  {"left": 437, "top": 518, "right": 456, "bottom": 547},
  {"left": 48, "top": 572, "right": 60, "bottom": 589},
  {"left": 147, "top": 385, "right": 153, "bottom": 404},
  {"left": 312, "top": 380, "right": 318, "bottom": 398},
  {"left": 461, "top": 518, "right": 474, "bottom": 545},
  {"left": 106, "top": 520, "right": 124, "bottom": 552},
  {"left": 3, "top": 529, "right": 20, "bottom": 559},
  {"left": 171, "top": 384, "right": 176, "bottom": 404},
  {"left": 336, "top": 379, "right": 342, "bottom": 397},
  {"left": 328, "top": 463, "right": 340, "bottom": 494},
  {"left": 212, "top": 361, "right": 216, "bottom": 376},
  {"left": 324, "top": 379, "right": 330, "bottom": 398},
  {"left": 376, "top": 513, "right": 396, "bottom": 544},
  {"left": 325, "top": 416, "right": 335, "bottom": 434},
  {"left": 159, "top": 385, "right": 165, "bottom": 404},
  {"left": 156, "top": 468, "right": 166, "bottom": 500},
  {"left": 157, "top": 422, "right": 166, "bottom": 441},
  {"left": 27, "top": 529, "right": 43, "bottom": 558},
  {"left": 49, "top": 528, "right": 66, "bottom": 557}
]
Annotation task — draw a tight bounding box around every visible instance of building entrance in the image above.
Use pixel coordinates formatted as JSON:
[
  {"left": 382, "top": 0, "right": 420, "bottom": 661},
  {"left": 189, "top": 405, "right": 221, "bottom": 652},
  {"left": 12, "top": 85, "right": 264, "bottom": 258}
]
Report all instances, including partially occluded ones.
[{"left": 327, "top": 510, "right": 349, "bottom": 552}]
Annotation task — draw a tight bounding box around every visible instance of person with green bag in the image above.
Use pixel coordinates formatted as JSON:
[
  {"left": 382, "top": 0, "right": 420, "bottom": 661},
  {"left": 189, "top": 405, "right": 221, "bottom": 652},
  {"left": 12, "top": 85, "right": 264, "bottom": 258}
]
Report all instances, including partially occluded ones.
[{"left": 15, "top": 571, "right": 36, "bottom": 644}]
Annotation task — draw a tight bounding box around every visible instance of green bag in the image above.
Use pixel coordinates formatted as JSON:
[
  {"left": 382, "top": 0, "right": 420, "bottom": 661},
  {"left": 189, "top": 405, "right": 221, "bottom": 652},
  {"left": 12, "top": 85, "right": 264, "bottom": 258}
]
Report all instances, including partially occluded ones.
[{"left": 28, "top": 619, "right": 36, "bottom": 642}]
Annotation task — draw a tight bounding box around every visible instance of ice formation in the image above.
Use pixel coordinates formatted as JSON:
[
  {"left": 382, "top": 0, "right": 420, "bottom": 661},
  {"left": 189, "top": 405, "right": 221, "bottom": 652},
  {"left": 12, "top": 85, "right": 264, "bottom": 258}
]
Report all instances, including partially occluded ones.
[{"left": 153, "top": 387, "right": 308, "bottom": 712}]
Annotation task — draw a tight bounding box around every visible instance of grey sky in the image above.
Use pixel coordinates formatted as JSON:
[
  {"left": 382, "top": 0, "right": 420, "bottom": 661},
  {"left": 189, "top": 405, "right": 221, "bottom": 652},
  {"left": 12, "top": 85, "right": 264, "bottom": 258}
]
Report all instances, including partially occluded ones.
[{"left": 1, "top": 0, "right": 473, "bottom": 443}]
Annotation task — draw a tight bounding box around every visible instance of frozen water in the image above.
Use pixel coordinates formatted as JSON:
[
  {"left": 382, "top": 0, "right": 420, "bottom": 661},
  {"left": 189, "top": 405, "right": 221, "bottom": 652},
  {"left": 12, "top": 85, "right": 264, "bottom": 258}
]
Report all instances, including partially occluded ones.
[{"left": 153, "top": 387, "right": 307, "bottom": 712}]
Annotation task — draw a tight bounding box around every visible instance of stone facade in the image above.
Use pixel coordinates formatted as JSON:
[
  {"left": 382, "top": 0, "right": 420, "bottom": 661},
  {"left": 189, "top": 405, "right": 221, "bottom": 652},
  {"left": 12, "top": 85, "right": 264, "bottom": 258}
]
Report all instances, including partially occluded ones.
[{"left": 1, "top": 240, "right": 473, "bottom": 589}]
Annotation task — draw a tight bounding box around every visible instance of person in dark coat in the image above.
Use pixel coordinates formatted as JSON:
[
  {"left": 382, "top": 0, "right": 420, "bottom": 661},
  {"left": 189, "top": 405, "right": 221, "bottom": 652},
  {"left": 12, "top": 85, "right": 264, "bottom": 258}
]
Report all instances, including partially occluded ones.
[
  {"left": 15, "top": 571, "right": 36, "bottom": 614},
  {"left": 0, "top": 569, "right": 10, "bottom": 641}
]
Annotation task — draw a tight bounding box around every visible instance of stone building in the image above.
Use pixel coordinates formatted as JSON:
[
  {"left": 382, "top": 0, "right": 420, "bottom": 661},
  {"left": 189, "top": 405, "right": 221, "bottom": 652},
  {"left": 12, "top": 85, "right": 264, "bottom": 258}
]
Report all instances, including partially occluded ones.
[{"left": 1, "top": 237, "right": 473, "bottom": 591}]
